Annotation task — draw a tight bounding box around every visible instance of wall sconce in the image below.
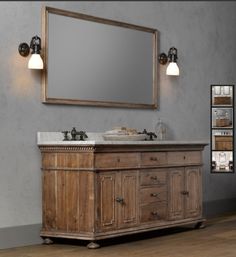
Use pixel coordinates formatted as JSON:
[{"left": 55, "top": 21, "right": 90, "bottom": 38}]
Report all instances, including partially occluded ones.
[
  {"left": 159, "top": 47, "right": 179, "bottom": 76},
  {"left": 18, "top": 35, "right": 44, "bottom": 69}
]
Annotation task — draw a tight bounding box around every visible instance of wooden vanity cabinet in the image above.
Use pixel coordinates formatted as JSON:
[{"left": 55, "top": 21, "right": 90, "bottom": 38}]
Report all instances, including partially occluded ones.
[
  {"left": 38, "top": 143, "right": 206, "bottom": 248},
  {"left": 214, "top": 135, "right": 233, "bottom": 150}
]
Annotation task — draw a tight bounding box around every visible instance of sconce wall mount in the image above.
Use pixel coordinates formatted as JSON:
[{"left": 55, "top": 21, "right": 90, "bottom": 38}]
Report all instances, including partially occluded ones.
[{"left": 18, "top": 42, "right": 30, "bottom": 57}]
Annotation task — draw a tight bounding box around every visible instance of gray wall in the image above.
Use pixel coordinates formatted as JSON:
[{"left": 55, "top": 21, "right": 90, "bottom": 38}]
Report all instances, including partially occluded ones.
[{"left": 0, "top": 1, "right": 236, "bottom": 249}]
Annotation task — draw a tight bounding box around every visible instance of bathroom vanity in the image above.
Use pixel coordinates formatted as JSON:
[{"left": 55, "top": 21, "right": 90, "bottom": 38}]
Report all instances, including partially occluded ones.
[{"left": 37, "top": 133, "right": 208, "bottom": 248}]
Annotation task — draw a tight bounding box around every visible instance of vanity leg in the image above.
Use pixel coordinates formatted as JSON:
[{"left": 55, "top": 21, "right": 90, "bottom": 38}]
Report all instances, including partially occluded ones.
[
  {"left": 43, "top": 237, "right": 54, "bottom": 245},
  {"left": 194, "top": 221, "right": 206, "bottom": 229},
  {"left": 87, "top": 241, "right": 100, "bottom": 249}
]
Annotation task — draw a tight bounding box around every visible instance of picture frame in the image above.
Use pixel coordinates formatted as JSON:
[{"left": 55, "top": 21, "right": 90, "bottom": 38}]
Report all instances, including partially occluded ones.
[{"left": 210, "top": 85, "right": 234, "bottom": 173}]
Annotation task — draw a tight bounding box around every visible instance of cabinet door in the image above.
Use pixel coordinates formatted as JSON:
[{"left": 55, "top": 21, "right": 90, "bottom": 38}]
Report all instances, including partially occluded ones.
[
  {"left": 185, "top": 167, "right": 202, "bottom": 218},
  {"left": 168, "top": 168, "right": 185, "bottom": 220},
  {"left": 98, "top": 172, "right": 117, "bottom": 231},
  {"left": 118, "top": 171, "right": 139, "bottom": 228},
  {"left": 98, "top": 171, "right": 139, "bottom": 231}
]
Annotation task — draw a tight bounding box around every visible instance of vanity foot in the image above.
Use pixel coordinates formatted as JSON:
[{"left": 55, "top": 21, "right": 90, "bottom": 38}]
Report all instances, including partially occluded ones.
[
  {"left": 194, "top": 221, "right": 206, "bottom": 229},
  {"left": 87, "top": 241, "right": 100, "bottom": 249},
  {"left": 43, "top": 238, "right": 54, "bottom": 245}
]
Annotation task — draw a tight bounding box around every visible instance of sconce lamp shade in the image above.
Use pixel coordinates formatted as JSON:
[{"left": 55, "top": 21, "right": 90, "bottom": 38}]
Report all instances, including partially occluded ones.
[
  {"left": 158, "top": 46, "right": 179, "bottom": 76},
  {"left": 18, "top": 35, "right": 44, "bottom": 70},
  {"left": 28, "top": 53, "right": 44, "bottom": 69},
  {"left": 166, "top": 62, "right": 179, "bottom": 76}
]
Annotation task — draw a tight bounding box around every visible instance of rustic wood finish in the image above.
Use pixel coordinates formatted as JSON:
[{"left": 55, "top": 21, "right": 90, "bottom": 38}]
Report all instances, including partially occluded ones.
[
  {"left": 215, "top": 135, "right": 233, "bottom": 150},
  {"left": 38, "top": 143, "right": 207, "bottom": 248},
  {"left": 1, "top": 214, "right": 236, "bottom": 257}
]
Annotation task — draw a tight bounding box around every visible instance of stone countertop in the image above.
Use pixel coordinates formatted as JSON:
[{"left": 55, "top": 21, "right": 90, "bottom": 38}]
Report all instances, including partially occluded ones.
[{"left": 37, "top": 132, "right": 209, "bottom": 146}]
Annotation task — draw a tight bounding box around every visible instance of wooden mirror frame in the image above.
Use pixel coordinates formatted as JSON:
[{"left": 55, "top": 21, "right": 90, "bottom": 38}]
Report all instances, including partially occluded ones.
[{"left": 41, "top": 6, "right": 158, "bottom": 109}]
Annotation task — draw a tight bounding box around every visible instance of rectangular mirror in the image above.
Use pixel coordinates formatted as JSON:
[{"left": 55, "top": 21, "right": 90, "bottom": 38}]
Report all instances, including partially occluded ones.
[{"left": 42, "top": 6, "right": 158, "bottom": 109}]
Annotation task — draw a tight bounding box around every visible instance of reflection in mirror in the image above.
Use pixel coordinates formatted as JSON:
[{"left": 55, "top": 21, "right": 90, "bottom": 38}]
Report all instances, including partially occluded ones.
[{"left": 42, "top": 7, "right": 158, "bottom": 109}]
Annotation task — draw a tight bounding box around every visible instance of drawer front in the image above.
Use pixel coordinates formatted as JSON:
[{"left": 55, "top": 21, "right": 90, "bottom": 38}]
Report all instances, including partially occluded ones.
[
  {"left": 140, "top": 202, "right": 167, "bottom": 223},
  {"left": 95, "top": 153, "right": 139, "bottom": 169},
  {"left": 140, "top": 170, "right": 166, "bottom": 186},
  {"left": 168, "top": 151, "right": 201, "bottom": 165},
  {"left": 140, "top": 186, "right": 167, "bottom": 204},
  {"left": 215, "top": 136, "right": 233, "bottom": 142},
  {"left": 141, "top": 152, "right": 167, "bottom": 166}
]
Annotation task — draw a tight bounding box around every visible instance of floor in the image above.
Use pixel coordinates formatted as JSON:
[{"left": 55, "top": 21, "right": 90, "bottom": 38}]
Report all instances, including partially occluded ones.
[{"left": 1, "top": 214, "right": 236, "bottom": 257}]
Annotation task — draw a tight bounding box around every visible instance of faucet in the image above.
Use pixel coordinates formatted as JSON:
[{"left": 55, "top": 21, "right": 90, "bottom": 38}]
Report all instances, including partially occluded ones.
[
  {"left": 62, "top": 127, "right": 88, "bottom": 141},
  {"left": 71, "top": 127, "right": 77, "bottom": 140},
  {"left": 140, "top": 129, "right": 157, "bottom": 141}
]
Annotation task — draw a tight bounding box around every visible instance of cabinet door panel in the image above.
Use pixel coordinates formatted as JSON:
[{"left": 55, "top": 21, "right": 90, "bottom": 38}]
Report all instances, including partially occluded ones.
[
  {"left": 98, "top": 172, "right": 117, "bottom": 231},
  {"left": 119, "top": 171, "right": 139, "bottom": 228},
  {"left": 66, "top": 171, "right": 80, "bottom": 232},
  {"left": 42, "top": 170, "right": 57, "bottom": 230},
  {"left": 185, "top": 167, "right": 202, "bottom": 218},
  {"left": 168, "top": 168, "right": 185, "bottom": 220}
]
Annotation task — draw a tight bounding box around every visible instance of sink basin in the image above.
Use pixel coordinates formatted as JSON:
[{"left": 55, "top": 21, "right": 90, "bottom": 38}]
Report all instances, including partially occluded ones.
[{"left": 103, "top": 134, "right": 147, "bottom": 141}]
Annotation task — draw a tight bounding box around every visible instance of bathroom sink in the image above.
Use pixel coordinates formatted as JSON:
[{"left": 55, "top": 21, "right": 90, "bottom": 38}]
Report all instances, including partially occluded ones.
[{"left": 102, "top": 134, "right": 147, "bottom": 141}]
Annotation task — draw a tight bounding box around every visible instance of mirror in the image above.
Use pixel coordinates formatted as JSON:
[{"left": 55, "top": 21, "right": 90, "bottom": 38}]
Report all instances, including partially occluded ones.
[{"left": 42, "top": 6, "right": 158, "bottom": 109}]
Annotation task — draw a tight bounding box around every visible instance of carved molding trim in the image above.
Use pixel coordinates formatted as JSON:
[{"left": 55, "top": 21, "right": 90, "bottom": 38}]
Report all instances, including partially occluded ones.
[{"left": 39, "top": 146, "right": 95, "bottom": 152}]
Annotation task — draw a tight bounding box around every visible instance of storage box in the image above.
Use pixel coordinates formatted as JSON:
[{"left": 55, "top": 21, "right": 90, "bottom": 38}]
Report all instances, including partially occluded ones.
[{"left": 214, "top": 96, "right": 231, "bottom": 105}]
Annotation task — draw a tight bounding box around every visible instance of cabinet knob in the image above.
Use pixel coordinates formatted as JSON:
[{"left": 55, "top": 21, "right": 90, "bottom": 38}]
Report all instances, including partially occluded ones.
[
  {"left": 151, "top": 211, "right": 160, "bottom": 218},
  {"left": 150, "top": 176, "right": 157, "bottom": 180},
  {"left": 116, "top": 197, "right": 124, "bottom": 204},
  {"left": 181, "top": 191, "right": 189, "bottom": 195},
  {"left": 150, "top": 193, "right": 159, "bottom": 197},
  {"left": 150, "top": 157, "right": 158, "bottom": 161}
]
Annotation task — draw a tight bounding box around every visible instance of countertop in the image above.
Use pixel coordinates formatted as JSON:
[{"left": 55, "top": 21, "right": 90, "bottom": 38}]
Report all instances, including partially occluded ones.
[{"left": 37, "top": 132, "right": 209, "bottom": 146}]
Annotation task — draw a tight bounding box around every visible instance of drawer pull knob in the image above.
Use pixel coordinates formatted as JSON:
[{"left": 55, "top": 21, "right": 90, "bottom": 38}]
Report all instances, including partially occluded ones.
[
  {"left": 151, "top": 211, "right": 160, "bottom": 218},
  {"left": 116, "top": 197, "right": 124, "bottom": 204},
  {"left": 181, "top": 191, "right": 189, "bottom": 195},
  {"left": 150, "top": 193, "right": 159, "bottom": 197},
  {"left": 150, "top": 157, "right": 158, "bottom": 161},
  {"left": 150, "top": 176, "right": 158, "bottom": 180},
  {"left": 117, "top": 158, "right": 121, "bottom": 162}
]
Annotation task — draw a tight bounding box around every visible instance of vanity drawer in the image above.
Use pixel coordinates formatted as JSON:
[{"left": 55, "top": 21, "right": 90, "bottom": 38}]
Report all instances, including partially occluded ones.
[
  {"left": 95, "top": 153, "right": 139, "bottom": 169},
  {"left": 140, "top": 186, "right": 167, "bottom": 204},
  {"left": 168, "top": 151, "right": 201, "bottom": 165},
  {"left": 140, "top": 170, "right": 166, "bottom": 186},
  {"left": 141, "top": 152, "right": 167, "bottom": 166},
  {"left": 140, "top": 202, "right": 167, "bottom": 223}
]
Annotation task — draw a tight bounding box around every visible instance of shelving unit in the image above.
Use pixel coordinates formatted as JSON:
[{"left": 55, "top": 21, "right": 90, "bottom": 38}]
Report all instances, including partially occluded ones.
[{"left": 211, "top": 85, "right": 234, "bottom": 173}]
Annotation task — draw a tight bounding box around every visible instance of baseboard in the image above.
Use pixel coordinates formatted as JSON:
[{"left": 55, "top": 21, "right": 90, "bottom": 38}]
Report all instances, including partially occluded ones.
[
  {"left": 0, "top": 223, "right": 43, "bottom": 250},
  {"left": 203, "top": 198, "right": 236, "bottom": 218}
]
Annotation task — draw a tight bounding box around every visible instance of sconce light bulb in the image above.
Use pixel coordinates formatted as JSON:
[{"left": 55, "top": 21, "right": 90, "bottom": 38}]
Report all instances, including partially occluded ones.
[
  {"left": 28, "top": 54, "right": 44, "bottom": 69},
  {"left": 166, "top": 62, "right": 179, "bottom": 76}
]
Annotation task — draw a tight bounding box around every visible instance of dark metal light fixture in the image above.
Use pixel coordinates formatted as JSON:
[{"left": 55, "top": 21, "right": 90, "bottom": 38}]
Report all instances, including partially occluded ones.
[
  {"left": 158, "top": 47, "right": 179, "bottom": 76},
  {"left": 18, "top": 35, "right": 44, "bottom": 69}
]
